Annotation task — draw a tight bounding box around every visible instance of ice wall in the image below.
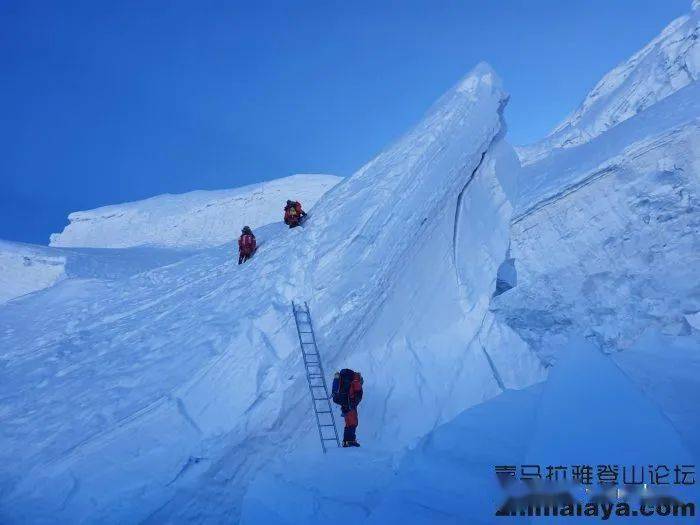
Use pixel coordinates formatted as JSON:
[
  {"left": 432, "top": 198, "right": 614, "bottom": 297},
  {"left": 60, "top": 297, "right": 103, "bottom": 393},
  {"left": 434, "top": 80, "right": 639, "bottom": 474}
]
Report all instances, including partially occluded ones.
[
  {"left": 495, "top": 83, "right": 700, "bottom": 458},
  {"left": 498, "top": 83, "right": 700, "bottom": 358},
  {"left": 299, "top": 63, "right": 544, "bottom": 445}
]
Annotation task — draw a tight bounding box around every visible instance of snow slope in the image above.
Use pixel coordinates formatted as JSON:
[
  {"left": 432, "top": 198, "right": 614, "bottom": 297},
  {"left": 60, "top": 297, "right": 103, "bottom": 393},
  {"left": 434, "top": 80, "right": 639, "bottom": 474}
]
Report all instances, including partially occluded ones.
[
  {"left": 2, "top": 4, "right": 700, "bottom": 521},
  {"left": 0, "top": 241, "right": 66, "bottom": 304},
  {"left": 0, "top": 63, "right": 545, "bottom": 523},
  {"left": 2, "top": 173, "right": 337, "bottom": 303},
  {"left": 49, "top": 174, "right": 341, "bottom": 249},
  {"left": 495, "top": 8, "right": 700, "bottom": 464},
  {"left": 500, "top": 78, "right": 700, "bottom": 358},
  {"left": 518, "top": 1, "right": 699, "bottom": 165},
  {"left": 494, "top": 84, "right": 700, "bottom": 460},
  {"left": 0, "top": 240, "right": 201, "bottom": 304},
  {"left": 241, "top": 338, "right": 699, "bottom": 524},
  {"left": 278, "top": 4, "right": 700, "bottom": 520}
]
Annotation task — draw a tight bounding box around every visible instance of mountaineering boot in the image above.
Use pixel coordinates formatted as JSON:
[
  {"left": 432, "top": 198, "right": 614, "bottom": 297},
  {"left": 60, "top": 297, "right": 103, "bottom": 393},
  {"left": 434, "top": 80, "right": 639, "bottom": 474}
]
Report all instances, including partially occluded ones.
[{"left": 343, "top": 440, "right": 360, "bottom": 448}]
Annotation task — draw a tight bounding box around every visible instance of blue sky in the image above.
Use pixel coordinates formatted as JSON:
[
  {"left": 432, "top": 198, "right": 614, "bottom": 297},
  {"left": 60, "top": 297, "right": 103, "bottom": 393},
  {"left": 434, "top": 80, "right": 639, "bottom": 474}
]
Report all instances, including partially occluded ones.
[{"left": 1, "top": 0, "right": 691, "bottom": 244}]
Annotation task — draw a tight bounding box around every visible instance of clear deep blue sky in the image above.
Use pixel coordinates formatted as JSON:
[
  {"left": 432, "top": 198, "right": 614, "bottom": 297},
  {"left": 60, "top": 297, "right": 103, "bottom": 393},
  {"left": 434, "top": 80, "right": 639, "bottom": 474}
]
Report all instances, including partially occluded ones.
[{"left": 1, "top": 0, "right": 691, "bottom": 244}]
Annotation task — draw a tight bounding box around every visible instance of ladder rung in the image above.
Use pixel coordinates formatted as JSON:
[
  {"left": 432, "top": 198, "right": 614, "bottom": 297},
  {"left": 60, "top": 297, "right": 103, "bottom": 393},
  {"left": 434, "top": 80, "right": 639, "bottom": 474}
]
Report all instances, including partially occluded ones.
[
  {"left": 316, "top": 410, "right": 332, "bottom": 414},
  {"left": 319, "top": 424, "right": 337, "bottom": 427}
]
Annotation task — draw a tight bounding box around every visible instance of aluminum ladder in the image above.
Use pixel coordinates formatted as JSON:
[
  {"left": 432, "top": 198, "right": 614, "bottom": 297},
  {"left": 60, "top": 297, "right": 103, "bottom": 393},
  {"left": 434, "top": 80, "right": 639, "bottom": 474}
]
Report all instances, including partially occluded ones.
[{"left": 292, "top": 301, "right": 340, "bottom": 452}]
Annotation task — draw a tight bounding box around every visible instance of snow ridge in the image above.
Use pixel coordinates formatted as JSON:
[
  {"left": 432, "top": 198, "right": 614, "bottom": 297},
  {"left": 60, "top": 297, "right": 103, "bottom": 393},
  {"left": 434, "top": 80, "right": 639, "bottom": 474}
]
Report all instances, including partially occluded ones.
[
  {"left": 518, "top": 2, "right": 699, "bottom": 164},
  {"left": 50, "top": 174, "right": 341, "bottom": 249}
]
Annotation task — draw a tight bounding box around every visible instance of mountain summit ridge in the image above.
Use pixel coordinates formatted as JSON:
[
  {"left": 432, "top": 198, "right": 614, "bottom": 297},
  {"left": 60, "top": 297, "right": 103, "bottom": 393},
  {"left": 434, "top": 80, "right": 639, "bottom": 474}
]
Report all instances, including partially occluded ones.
[{"left": 518, "top": 1, "right": 699, "bottom": 164}]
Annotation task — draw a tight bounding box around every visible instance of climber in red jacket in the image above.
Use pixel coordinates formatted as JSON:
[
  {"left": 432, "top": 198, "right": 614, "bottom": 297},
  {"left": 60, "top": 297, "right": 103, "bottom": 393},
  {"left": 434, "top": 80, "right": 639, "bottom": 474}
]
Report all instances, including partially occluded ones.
[
  {"left": 332, "top": 369, "right": 363, "bottom": 447},
  {"left": 237, "top": 226, "right": 257, "bottom": 264},
  {"left": 284, "top": 200, "right": 307, "bottom": 228}
]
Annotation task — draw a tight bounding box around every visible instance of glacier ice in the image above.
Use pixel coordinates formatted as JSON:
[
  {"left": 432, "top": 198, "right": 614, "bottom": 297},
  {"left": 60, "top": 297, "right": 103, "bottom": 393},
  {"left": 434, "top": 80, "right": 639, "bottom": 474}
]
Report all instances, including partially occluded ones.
[{"left": 1, "top": 3, "right": 699, "bottom": 523}]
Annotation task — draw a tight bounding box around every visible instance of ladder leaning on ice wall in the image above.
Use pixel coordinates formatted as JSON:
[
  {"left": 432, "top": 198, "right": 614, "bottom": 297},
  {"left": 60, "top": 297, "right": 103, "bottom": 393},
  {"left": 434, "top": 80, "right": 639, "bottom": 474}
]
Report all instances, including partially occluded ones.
[{"left": 291, "top": 301, "right": 341, "bottom": 453}]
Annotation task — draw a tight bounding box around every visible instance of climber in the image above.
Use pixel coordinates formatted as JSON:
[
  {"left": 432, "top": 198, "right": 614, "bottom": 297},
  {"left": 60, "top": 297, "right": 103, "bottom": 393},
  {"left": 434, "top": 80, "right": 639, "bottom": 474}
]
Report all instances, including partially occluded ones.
[
  {"left": 283, "top": 200, "right": 307, "bottom": 228},
  {"left": 331, "top": 368, "right": 363, "bottom": 447},
  {"left": 237, "top": 226, "right": 257, "bottom": 264}
]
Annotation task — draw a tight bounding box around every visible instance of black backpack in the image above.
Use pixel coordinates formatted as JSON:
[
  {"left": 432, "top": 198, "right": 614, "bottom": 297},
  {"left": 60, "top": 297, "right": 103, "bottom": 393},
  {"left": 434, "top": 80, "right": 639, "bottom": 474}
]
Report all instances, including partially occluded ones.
[{"left": 331, "top": 368, "right": 356, "bottom": 406}]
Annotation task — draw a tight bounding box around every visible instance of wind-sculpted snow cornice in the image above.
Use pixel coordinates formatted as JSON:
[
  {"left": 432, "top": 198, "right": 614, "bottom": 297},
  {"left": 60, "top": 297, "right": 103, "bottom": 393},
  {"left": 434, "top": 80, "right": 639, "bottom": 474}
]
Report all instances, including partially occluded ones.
[{"left": 304, "top": 63, "right": 509, "bottom": 329}]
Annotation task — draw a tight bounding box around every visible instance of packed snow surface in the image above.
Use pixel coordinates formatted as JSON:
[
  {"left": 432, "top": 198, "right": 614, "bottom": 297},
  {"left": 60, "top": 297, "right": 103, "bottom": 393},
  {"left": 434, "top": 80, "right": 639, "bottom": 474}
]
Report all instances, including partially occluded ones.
[
  {"left": 0, "top": 241, "right": 201, "bottom": 304},
  {"left": 0, "top": 241, "right": 66, "bottom": 303},
  {"left": 49, "top": 174, "right": 341, "bottom": 249},
  {"left": 241, "top": 338, "right": 699, "bottom": 524}
]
